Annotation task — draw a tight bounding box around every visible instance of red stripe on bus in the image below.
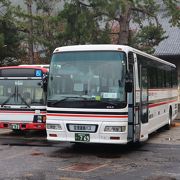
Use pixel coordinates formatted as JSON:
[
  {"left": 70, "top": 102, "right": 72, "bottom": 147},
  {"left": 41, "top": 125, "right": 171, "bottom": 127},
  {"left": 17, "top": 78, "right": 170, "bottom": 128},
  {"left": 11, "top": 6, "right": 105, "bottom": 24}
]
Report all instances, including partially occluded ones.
[
  {"left": 149, "top": 99, "right": 177, "bottom": 108},
  {"left": 148, "top": 89, "right": 177, "bottom": 91},
  {"left": 47, "top": 113, "right": 128, "bottom": 118},
  {"left": 0, "top": 111, "right": 46, "bottom": 114},
  {"left": 136, "top": 88, "right": 177, "bottom": 91}
]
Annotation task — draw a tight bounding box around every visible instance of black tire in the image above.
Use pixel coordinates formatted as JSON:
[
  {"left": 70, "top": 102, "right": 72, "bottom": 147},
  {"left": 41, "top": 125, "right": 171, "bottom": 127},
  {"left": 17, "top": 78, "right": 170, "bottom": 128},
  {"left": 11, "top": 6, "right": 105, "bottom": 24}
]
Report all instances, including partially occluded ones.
[{"left": 165, "top": 107, "right": 172, "bottom": 130}]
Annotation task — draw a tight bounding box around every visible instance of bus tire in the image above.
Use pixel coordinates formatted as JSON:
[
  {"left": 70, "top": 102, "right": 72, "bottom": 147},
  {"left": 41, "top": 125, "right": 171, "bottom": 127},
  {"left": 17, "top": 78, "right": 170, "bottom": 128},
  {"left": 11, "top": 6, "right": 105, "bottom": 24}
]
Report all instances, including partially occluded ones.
[{"left": 165, "top": 107, "right": 172, "bottom": 130}]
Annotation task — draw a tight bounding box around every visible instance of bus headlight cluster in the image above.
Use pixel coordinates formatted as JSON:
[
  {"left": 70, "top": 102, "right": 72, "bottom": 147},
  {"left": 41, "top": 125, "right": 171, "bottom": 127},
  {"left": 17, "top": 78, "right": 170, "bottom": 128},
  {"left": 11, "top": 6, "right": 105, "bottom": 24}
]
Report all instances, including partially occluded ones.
[
  {"left": 37, "top": 115, "right": 46, "bottom": 123},
  {"left": 104, "top": 126, "right": 126, "bottom": 132},
  {"left": 46, "top": 124, "right": 62, "bottom": 130}
]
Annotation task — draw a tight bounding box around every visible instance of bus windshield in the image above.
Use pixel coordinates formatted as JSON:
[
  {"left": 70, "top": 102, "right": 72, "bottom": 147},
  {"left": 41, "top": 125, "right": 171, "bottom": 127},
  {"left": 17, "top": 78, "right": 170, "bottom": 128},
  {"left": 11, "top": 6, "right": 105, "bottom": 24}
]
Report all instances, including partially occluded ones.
[
  {"left": 48, "top": 51, "right": 127, "bottom": 109},
  {"left": 0, "top": 79, "right": 46, "bottom": 107}
]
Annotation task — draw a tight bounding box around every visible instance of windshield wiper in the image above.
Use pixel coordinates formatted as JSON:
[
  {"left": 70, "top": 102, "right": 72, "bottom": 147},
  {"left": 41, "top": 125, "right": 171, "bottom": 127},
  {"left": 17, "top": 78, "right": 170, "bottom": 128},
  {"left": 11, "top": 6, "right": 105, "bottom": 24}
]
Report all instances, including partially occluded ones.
[
  {"left": 49, "top": 95, "right": 122, "bottom": 106},
  {"left": 1, "top": 86, "right": 17, "bottom": 107},
  {"left": 18, "top": 93, "right": 30, "bottom": 108},
  {"left": 1, "top": 93, "right": 30, "bottom": 108},
  {"left": 1, "top": 86, "right": 30, "bottom": 108},
  {"left": 50, "top": 96, "right": 91, "bottom": 105},
  {"left": 1, "top": 93, "right": 15, "bottom": 107}
]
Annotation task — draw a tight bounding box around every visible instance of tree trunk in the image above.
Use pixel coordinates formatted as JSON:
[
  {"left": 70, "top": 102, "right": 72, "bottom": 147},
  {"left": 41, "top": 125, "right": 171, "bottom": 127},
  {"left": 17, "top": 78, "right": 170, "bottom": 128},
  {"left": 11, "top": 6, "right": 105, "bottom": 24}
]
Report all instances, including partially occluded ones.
[
  {"left": 26, "top": 0, "right": 34, "bottom": 64},
  {"left": 118, "top": 3, "right": 131, "bottom": 45}
]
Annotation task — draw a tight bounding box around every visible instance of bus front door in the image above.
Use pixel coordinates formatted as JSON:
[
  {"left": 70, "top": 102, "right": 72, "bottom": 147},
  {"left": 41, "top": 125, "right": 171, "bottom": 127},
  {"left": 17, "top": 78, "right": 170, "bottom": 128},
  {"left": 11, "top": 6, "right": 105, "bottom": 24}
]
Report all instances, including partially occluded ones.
[
  {"left": 127, "top": 52, "right": 141, "bottom": 142},
  {"left": 128, "top": 54, "right": 149, "bottom": 143},
  {"left": 139, "top": 66, "right": 149, "bottom": 125}
]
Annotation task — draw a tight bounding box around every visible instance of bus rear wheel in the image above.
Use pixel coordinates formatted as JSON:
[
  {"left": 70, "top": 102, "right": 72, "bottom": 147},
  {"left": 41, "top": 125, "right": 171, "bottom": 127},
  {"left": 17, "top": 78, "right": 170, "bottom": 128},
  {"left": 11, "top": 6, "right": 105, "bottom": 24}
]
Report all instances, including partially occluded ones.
[{"left": 165, "top": 107, "right": 172, "bottom": 130}]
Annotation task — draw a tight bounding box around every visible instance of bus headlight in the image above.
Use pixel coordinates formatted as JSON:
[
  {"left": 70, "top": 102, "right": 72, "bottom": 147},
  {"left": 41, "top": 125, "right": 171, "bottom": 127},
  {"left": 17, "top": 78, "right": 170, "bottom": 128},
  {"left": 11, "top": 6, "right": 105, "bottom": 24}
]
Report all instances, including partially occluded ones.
[
  {"left": 37, "top": 115, "right": 46, "bottom": 123},
  {"left": 34, "top": 115, "right": 46, "bottom": 123},
  {"left": 46, "top": 124, "right": 62, "bottom": 130},
  {"left": 104, "top": 126, "right": 126, "bottom": 132}
]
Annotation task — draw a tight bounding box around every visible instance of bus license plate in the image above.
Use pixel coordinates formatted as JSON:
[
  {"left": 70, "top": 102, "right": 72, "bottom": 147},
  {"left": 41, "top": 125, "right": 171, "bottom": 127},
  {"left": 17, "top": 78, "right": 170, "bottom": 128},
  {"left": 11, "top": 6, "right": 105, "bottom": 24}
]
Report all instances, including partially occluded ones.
[
  {"left": 10, "top": 124, "right": 20, "bottom": 130},
  {"left": 75, "top": 133, "right": 90, "bottom": 142}
]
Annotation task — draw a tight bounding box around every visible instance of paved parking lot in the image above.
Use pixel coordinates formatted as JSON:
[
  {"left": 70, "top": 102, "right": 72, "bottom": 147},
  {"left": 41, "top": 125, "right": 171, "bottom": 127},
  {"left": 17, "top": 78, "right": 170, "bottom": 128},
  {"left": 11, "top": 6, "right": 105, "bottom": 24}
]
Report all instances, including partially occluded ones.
[{"left": 0, "top": 121, "right": 180, "bottom": 180}]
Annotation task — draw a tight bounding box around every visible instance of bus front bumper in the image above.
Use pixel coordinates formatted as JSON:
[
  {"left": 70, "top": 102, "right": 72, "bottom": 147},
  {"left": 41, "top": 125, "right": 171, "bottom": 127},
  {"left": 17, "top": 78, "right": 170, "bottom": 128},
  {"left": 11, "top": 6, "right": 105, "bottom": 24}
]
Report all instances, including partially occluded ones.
[
  {"left": 46, "top": 121, "right": 129, "bottom": 144},
  {"left": 0, "top": 122, "right": 46, "bottom": 130}
]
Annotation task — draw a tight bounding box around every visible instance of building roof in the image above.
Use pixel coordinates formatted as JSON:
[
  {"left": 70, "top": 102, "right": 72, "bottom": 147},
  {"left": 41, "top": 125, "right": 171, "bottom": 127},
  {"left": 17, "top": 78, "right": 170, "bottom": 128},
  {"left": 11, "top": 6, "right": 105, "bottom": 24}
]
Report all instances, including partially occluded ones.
[
  {"left": 154, "top": 27, "right": 180, "bottom": 56},
  {"left": 154, "top": 8, "right": 180, "bottom": 56}
]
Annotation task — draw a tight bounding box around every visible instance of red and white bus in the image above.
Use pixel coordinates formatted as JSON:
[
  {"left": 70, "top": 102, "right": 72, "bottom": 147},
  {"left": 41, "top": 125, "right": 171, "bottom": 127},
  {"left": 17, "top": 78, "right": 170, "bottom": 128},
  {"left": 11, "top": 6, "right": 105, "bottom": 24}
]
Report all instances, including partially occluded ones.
[
  {"left": 0, "top": 66, "right": 48, "bottom": 132},
  {"left": 19, "top": 64, "right": 49, "bottom": 71},
  {"left": 46, "top": 45, "right": 178, "bottom": 144}
]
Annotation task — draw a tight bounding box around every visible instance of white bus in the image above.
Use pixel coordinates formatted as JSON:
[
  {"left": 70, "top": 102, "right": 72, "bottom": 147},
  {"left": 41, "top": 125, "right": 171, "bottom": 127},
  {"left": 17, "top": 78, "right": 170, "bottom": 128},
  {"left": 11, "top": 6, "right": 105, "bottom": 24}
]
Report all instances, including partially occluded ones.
[
  {"left": 46, "top": 45, "right": 178, "bottom": 144},
  {"left": 0, "top": 66, "right": 48, "bottom": 132}
]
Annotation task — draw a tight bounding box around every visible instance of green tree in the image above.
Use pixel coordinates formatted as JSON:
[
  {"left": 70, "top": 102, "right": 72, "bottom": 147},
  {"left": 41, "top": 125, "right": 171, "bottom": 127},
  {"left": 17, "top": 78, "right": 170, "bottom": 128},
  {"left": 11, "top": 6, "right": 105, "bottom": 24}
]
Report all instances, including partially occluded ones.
[
  {"left": 18, "top": 0, "right": 110, "bottom": 62},
  {"left": 95, "top": 0, "right": 180, "bottom": 53},
  {"left": 16, "top": 0, "right": 62, "bottom": 63},
  {"left": 0, "top": 0, "right": 23, "bottom": 65},
  {"left": 57, "top": 0, "right": 110, "bottom": 45},
  {"left": 51, "top": 0, "right": 179, "bottom": 53},
  {"left": 33, "top": 0, "right": 62, "bottom": 60},
  {"left": 4, "top": 0, "right": 178, "bottom": 64}
]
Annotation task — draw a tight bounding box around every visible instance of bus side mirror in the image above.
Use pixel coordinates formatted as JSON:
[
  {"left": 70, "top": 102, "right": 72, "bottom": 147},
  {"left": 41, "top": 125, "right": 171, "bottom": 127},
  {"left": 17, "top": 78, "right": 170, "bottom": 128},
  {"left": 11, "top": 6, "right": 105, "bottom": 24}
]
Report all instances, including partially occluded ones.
[
  {"left": 42, "top": 74, "right": 48, "bottom": 92},
  {"left": 125, "top": 73, "right": 133, "bottom": 92}
]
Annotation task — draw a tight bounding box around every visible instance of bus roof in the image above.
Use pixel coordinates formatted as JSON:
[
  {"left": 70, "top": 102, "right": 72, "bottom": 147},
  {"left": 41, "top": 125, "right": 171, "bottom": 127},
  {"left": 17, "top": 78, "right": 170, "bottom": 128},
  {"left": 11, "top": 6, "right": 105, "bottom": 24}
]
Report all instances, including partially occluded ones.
[
  {"left": 53, "top": 44, "right": 176, "bottom": 68},
  {"left": 0, "top": 66, "right": 48, "bottom": 73},
  {"left": 19, "top": 64, "right": 49, "bottom": 69}
]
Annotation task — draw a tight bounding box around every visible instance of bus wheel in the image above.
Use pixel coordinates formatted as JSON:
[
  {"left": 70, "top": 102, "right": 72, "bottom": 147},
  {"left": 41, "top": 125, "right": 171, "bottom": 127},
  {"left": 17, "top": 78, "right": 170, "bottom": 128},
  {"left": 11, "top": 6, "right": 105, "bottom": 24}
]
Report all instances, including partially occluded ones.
[{"left": 165, "top": 107, "right": 172, "bottom": 130}]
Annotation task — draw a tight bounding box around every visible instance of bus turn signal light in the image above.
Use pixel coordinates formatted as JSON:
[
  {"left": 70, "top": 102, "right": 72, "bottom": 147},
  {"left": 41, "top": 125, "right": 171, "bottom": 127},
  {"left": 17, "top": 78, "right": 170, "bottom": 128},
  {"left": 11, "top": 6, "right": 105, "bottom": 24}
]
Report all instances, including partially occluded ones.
[
  {"left": 49, "top": 134, "right": 57, "bottom": 137},
  {"left": 110, "top": 137, "right": 120, "bottom": 140}
]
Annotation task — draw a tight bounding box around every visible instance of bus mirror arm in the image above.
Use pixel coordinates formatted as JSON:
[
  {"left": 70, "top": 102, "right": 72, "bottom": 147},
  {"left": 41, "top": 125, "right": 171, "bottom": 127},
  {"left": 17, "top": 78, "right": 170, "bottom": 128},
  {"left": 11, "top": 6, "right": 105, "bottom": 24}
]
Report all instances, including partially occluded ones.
[
  {"left": 42, "top": 74, "right": 48, "bottom": 92},
  {"left": 125, "top": 73, "right": 133, "bottom": 92}
]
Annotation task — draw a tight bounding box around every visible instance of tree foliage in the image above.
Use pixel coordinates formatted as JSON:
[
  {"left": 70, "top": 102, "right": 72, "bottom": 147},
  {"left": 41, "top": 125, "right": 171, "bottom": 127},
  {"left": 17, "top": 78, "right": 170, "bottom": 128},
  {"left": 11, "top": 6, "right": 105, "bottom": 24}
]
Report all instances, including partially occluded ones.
[
  {"left": 163, "top": 0, "right": 180, "bottom": 27},
  {"left": 0, "top": 0, "right": 24, "bottom": 65},
  {"left": 54, "top": 0, "right": 179, "bottom": 54},
  {"left": 57, "top": 0, "right": 110, "bottom": 45},
  {"left": 0, "top": 0, "right": 179, "bottom": 65},
  {"left": 94, "top": 0, "right": 177, "bottom": 53},
  {"left": 15, "top": 0, "right": 63, "bottom": 62}
]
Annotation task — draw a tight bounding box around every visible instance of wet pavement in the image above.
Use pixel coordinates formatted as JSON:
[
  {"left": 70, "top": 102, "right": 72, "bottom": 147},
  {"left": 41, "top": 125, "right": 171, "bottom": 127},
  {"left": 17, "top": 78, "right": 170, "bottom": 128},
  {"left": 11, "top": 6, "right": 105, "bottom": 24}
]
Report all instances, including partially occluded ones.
[{"left": 0, "top": 121, "right": 180, "bottom": 180}]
